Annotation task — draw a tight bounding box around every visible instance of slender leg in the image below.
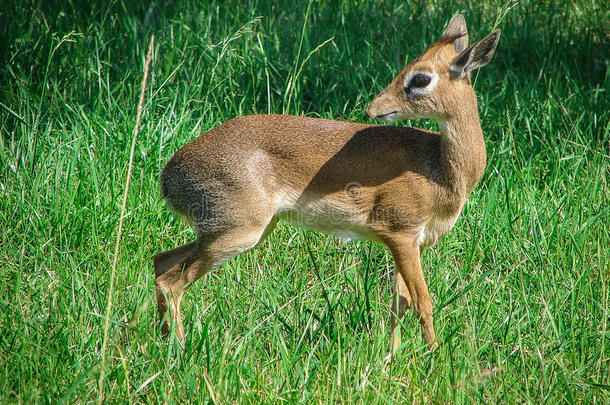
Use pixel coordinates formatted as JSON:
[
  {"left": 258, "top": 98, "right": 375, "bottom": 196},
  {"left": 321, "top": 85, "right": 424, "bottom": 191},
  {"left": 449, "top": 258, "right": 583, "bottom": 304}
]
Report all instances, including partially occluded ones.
[
  {"left": 153, "top": 242, "right": 198, "bottom": 277},
  {"left": 390, "top": 246, "right": 428, "bottom": 351},
  {"left": 155, "top": 251, "right": 213, "bottom": 342},
  {"left": 386, "top": 236, "right": 437, "bottom": 348},
  {"left": 390, "top": 271, "right": 412, "bottom": 352},
  {"left": 154, "top": 216, "right": 278, "bottom": 343}
]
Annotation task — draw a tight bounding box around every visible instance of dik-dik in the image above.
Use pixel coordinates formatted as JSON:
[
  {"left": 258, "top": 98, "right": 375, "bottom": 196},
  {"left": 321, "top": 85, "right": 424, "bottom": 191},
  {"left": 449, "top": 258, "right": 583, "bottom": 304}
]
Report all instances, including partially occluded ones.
[{"left": 154, "top": 14, "right": 500, "bottom": 351}]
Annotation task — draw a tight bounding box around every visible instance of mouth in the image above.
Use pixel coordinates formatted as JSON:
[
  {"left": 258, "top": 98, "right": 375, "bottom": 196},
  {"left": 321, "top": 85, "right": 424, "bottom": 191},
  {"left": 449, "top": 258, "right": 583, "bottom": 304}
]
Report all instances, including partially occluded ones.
[{"left": 374, "top": 111, "right": 400, "bottom": 123}]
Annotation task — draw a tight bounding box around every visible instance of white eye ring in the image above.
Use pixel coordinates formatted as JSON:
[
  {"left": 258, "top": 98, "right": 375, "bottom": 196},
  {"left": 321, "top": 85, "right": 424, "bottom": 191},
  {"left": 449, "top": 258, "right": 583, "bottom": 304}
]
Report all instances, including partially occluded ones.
[{"left": 403, "top": 71, "right": 439, "bottom": 96}]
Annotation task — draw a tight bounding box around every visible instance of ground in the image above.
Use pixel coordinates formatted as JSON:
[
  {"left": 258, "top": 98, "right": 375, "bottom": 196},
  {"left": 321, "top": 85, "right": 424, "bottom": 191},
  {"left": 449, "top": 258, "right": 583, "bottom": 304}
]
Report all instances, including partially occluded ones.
[{"left": 0, "top": 0, "right": 608, "bottom": 403}]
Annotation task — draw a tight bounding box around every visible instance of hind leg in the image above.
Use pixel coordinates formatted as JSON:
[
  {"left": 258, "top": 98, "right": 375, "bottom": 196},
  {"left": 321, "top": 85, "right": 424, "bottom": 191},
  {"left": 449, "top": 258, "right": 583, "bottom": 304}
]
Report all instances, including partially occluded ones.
[
  {"left": 153, "top": 242, "right": 198, "bottom": 277},
  {"left": 154, "top": 217, "right": 278, "bottom": 342},
  {"left": 155, "top": 248, "right": 213, "bottom": 341}
]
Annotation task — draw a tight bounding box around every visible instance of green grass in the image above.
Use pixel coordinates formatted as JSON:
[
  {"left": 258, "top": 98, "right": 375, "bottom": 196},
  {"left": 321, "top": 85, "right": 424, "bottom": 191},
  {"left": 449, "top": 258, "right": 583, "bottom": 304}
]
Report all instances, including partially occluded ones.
[{"left": 1, "top": 0, "right": 609, "bottom": 403}]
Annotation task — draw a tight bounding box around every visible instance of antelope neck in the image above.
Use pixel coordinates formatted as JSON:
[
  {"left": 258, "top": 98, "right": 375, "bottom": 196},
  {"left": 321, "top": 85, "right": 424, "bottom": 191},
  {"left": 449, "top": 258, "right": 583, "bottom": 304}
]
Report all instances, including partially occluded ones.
[{"left": 436, "top": 98, "right": 487, "bottom": 196}]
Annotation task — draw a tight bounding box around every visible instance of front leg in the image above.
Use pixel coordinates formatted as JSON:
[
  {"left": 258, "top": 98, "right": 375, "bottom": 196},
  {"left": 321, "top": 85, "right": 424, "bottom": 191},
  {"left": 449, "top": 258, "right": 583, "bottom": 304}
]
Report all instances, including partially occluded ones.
[
  {"left": 390, "top": 271, "right": 411, "bottom": 352},
  {"left": 386, "top": 236, "right": 437, "bottom": 348},
  {"left": 390, "top": 246, "right": 427, "bottom": 351}
]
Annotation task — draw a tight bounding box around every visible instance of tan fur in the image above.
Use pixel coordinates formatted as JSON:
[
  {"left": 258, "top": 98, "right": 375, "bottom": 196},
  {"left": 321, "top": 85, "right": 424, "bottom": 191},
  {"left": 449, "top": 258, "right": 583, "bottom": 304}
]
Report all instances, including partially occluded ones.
[{"left": 154, "top": 15, "right": 500, "bottom": 351}]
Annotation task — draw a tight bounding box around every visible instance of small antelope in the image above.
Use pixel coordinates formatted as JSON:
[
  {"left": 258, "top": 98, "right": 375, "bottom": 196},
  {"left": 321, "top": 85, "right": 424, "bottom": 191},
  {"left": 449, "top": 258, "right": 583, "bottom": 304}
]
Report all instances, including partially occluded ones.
[{"left": 154, "top": 14, "right": 500, "bottom": 351}]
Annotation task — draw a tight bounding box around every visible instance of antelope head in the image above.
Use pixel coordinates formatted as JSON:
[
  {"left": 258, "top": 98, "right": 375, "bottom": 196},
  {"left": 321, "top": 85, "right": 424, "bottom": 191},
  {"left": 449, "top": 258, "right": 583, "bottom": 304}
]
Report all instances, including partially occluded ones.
[{"left": 366, "top": 14, "right": 500, "bottom": 124}]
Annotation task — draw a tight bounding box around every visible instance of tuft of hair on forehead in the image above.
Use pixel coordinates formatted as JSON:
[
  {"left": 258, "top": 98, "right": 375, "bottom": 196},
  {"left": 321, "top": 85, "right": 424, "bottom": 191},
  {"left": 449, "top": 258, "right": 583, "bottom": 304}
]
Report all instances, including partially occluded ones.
[
  {"left": 417, "top": 33, "right": 467, "bottom": 64},
  {"left": 437, "top": 32, "right": 468, "bottom": 45},
  {"left": 436, "top": 33, "right": 468, "bottom": 47}
]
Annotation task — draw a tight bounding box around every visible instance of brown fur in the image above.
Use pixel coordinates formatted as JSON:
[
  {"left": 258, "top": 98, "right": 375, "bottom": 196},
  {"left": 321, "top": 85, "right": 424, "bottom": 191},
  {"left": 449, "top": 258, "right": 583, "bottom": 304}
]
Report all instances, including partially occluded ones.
[{"left": 154, "top": 15, "right": 500, "bottom": 351}]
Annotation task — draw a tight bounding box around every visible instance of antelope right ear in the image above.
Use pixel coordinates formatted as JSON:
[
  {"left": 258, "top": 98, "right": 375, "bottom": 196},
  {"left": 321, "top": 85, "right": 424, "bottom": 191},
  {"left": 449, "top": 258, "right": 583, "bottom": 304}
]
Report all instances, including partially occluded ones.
[
  {"left": 450, "top": 30, "right": 501, "bottom": 79},
  {"left": 443, "top": 14, "right": 469, "bottom": 53}
]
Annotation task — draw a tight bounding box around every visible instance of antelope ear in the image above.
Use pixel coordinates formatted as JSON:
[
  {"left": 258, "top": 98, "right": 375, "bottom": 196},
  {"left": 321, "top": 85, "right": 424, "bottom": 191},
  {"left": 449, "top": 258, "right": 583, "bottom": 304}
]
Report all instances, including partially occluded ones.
[
  {"left": 450, "top": 30, "right": 501, "bottom": 79},
  {"left": 443, "top": 14, "right": 469, "bottom": 53}
]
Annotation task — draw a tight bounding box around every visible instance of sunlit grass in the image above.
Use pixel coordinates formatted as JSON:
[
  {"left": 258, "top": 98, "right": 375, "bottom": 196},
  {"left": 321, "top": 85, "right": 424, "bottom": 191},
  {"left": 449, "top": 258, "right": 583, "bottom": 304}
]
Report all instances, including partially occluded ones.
[{"left": 0, "top": 0, "right": 608, "bottom": 403}]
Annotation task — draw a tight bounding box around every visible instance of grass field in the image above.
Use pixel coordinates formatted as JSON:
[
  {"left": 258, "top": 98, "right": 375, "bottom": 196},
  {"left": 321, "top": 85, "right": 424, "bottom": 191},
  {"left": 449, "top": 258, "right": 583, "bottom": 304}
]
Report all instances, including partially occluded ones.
[{"left": 1, "top": 0, "right": 609, "bottom": 403}]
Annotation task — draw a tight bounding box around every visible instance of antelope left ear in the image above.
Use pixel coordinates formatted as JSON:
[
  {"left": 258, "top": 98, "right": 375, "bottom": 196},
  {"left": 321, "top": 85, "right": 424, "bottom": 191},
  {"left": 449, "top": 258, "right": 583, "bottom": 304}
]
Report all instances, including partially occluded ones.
[
  {"left": 443, "top": 14, "right": 469, "bottom": 53},
  {"left": 450, "top": 30, "right": 501, "bottom": 79}
]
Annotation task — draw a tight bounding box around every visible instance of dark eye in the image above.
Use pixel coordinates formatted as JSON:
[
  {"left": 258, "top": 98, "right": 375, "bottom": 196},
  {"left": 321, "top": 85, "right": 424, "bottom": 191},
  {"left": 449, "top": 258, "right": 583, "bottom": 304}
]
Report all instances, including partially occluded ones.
[{"left": 409, "top": 73, "right": 432, "bottom": 89}]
